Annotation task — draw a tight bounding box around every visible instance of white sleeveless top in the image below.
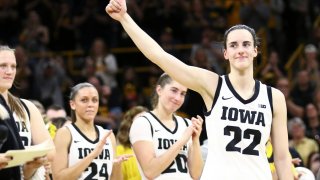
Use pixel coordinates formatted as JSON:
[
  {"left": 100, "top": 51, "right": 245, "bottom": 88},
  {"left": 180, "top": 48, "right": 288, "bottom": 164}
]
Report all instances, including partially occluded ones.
[
  {"left": 67, "top": 123, "right": 114, "bottom": 180},
  {"left": 130, "top": 112, "right": 192, "bottom": 180},
  {"left": 201, "top": 75, "right": 273, "bottom": 180}
]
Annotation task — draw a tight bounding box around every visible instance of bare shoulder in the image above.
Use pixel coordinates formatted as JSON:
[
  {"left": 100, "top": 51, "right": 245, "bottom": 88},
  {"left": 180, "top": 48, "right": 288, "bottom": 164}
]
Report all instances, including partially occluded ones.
[
  {"left": 55, "top": 127, "right": 71, "bottom": 143},
  {"left": 56, "top": 126, "right": 71, "bottom": 137},
  {"left": 271, "top": 87, "right": 285, "bottom": 102},
  {"left": 20, "top": 99, "right": 37, "bottom": 109}
]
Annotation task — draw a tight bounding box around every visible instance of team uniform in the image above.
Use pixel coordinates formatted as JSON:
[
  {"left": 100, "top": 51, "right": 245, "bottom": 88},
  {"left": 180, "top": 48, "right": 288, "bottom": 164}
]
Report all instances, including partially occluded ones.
[
  {"left": 67, "top": 123, "right": 114, "bottom": 180},
  {"left": 130, "top": 112, "right": 192, "bottom": 180},
  {"left": 14, "top": 99, "right": 31, "bottom": 147},
  {"left": 18, "top": 99, "right": 47, "bottom": 179},
  {"left": 201, "top": 75, "right": 273, "bottom": 180}
]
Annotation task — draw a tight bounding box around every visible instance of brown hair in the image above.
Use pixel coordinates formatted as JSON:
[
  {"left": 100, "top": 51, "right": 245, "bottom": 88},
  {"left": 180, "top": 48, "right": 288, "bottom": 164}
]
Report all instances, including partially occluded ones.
[
  {"left": 116, "top": 106, "right": 148, "bottom": 147},
  {"left": 150, "top": 73, "right": 172, "bottom": 109},
  {"left": 223, "top": 24, "right": 260, "bottom": 50}
]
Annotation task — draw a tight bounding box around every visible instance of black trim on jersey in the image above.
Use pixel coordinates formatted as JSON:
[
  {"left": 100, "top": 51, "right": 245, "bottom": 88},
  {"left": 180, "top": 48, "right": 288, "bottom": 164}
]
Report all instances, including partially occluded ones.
[
  {"left": 20, "top": 100, "right": 30, "bottom": 120},
  {"left": 141, "top": 115, "right": 153, "bottom": 137},
  {"left": 267, "top": 86, "right": 274, "bottom": 115},
  {"left": 71, "top": 123, "right": 100, "bottom": 144},
  {"left": 225, "top": 75, "right": 260, "bottom": 104},
  {"left": 149, "top": 112, "right": 178, "bottom": 134},
  {"left": 204, "top": 76, "right": 222, "bottom": 116},
  {"left": 182, "top": 118, "right": 189, "bottom": 127}
]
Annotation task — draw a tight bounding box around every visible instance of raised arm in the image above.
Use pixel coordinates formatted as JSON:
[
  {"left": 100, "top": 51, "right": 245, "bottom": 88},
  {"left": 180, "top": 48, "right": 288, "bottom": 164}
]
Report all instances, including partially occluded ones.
[
  {"left": 105, "top": 0, "right": 219, "bottom": 109},
  {"left": 271, "top": 89, "right": 294, "bottom": 180}
]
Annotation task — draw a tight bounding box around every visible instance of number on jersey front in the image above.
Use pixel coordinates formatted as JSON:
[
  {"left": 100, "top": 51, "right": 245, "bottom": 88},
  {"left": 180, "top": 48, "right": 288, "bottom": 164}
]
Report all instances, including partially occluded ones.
[
  {"left": 224, "top": 125, "right": 261, "bottom": 156},
  {"left": 162, "top": 154, "right": 188, "bottom": 174},
  {"left": 84, "top": 162, "right": 108, "bottom": 180}
]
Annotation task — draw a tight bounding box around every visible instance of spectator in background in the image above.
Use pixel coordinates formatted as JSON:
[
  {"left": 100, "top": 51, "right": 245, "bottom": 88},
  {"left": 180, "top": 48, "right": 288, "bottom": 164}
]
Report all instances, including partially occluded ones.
[
  {"left": 306, "top": 152, "right": 320, "bottom": 177},
  {"left": 239, "top": 0, "right": 270, "bottom": 32},
  {"left": 89, "top": 38, "right": 119, "bottom": 89},
  {"left": 53, "top": 2, "right": 76, "bottom": 51},
  {"left": 184, "top": 0, "right": 209, "bottom": 43},
  {"left": 304, "top": 103, "right": 320, "bottom": 147},
  {"left": 45, "top": 104, "right": 68, "bottom": 139},
  {"left": 19, "top": 10, "right": 49, "bottom": 52},
  {"left": 276, "top": 77, "right": 304, "bottom": 119},
  {"left": 116, "top": 105, "right": 148, "bottom": 180},
  {"left": 302, "top": 44, "right": 320, "bottom": 85},
  {"left": 290, "top": 70, "right": 317, "bottom": 108},
  {"left": 260, "top": 50, "right": 284, "bottom": 86},
  {"left": 267, "top": 0, "right": 285, "bottom": 59},
  {"left": 34, "top": 60, "right": 64, "bottom": 108},
  {"left": 190, "top": 27, "right": 225, "bottom": 74},
  {"left": 288, "top": 117, "right": 319, "bottom": 166}
]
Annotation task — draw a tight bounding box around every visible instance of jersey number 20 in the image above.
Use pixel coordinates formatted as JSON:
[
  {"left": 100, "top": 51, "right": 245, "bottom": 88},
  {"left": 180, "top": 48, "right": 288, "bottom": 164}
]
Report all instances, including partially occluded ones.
[
  {"left": 162, "top": 154, "right": 188, "bottom": 174},
  {"left": 224, "top": 125, "right": 261, "bottom": 156}
]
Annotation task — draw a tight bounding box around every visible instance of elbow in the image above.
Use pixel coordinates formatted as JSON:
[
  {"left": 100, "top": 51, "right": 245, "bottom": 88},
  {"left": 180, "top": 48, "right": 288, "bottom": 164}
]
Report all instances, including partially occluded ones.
[
  {"left": 191, "top": 173, "right": 202, "bottom": 180},
  {"left": 143, "top": 169, "right": 159, "bottom": 180}
]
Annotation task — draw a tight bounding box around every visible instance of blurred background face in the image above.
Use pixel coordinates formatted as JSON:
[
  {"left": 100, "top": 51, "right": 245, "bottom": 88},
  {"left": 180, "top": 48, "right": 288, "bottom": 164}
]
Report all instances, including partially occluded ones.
[
  {"left": 290, "top": 123, "right": 305, "bottom": 139},
  {"left": 297, "top": 70, "right": 309, "bottom": 86},
  {"left": 276, "top": 78, "right": 290, "bottom": 96},
  {"left": 0, "top": 50, "right": 16, "bottom": 91}
]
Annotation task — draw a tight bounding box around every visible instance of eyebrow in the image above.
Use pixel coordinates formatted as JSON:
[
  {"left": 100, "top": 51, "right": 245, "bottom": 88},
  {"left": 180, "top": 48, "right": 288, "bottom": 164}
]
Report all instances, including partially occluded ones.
[{"left": 228, "top": 41, "right": 252, "bottom": 45}]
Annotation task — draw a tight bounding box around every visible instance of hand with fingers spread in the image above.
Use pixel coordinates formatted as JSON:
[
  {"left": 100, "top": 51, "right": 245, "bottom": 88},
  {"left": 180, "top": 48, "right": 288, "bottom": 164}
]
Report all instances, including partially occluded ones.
[
  {"left": 91, "top": 130, "right": 113, "bottom": 158},
  {"left": 113, "top": 154, "right": 133, "bottom": 164},
  {"left": 105, "top": 0, "right": 127, "bottom": 21}
]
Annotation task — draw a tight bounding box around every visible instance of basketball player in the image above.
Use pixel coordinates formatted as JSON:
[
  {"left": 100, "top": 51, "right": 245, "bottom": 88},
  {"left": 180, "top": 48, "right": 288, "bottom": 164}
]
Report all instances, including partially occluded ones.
[
  {"left": 129, "top": 74, "right": 204, "bottom": 179},
  {"left": 106, "top": 1, "right": 293, "bottom": 179},
  {"left": 52, "top": 83, "right": 122, "bottom": 179},
  {"left": 0, "top": 45, "right": 53, "bottom": 179}
]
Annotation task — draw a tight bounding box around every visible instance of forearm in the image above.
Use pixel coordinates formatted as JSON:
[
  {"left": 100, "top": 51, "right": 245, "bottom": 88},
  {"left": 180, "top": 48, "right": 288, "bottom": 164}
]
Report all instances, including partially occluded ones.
[
  {"left": 143, "top": 140, "right": 187, "bottom": 179},
  {"left": 23, "top": 166, "right": 38, "bottom": 180},
  {"left": 275, "top": 158, "right": 294, "bottom": 180},
  {"left": 110, "top": 162, "right": 122, "bottom": 180},
  {"left": 188, "top": 140, "right": 203, "bottom": 179},
  {"left": 119, "top": 13, "right": 166, "bottom": 66},
  {"left": 54, "top": 154, "right": 95, "bottom": 180}
]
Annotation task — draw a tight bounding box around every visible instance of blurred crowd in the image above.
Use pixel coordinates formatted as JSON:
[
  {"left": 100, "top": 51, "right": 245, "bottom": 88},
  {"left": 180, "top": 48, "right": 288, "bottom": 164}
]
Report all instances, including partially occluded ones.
[{"left": 0, "top": 0, "right": 320, "bottom": 177}]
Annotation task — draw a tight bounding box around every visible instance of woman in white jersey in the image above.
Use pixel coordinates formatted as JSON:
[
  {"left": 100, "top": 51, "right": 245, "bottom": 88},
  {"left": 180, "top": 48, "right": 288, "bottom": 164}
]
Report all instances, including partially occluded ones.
[
  {"left": 106, "top": 1, "right": 293, "bottom": 179},
  {"left": 52, "top": 83, "right": 122, "bottom": 180},
  {"left": 0, "top": 45, "right": 54, "bottom": 179},
  {"left": 129, "top": 73, "right": 204, "bottom": 180}
]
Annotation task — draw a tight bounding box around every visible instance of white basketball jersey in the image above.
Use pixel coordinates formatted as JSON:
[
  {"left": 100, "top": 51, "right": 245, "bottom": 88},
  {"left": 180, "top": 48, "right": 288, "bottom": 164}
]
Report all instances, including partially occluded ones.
[
  {"left": 139, "top": 112, "right": 192, "bottom": 180},
  {"left": 67, "top": 124, "right": 114, "bottom": 180},
  {"left": 201, "top": 75, "right": 273, "bottom": 180},
  {"left": 14, "top": 99, "right": 31, "bottom": 147}
]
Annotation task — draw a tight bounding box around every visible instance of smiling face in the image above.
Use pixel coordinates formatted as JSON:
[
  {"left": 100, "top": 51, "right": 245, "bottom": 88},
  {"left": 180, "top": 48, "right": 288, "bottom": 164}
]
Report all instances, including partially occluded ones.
[
  {"left": 157, "top": 80, "right": 187, "bottom": 113},
  {"left": 224, "top": 29, "right": 258, "bottom": 71},
  {"left": 0, "top": 50, "right": 16, "bottom": 92},
  {"left": 70, "top": 86, "right": 99, "bottom": 122}
]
